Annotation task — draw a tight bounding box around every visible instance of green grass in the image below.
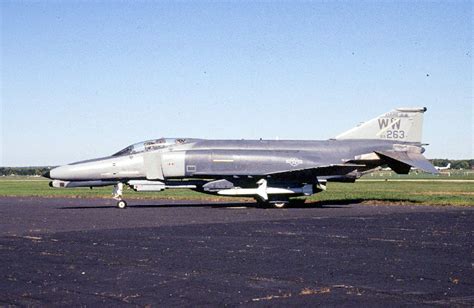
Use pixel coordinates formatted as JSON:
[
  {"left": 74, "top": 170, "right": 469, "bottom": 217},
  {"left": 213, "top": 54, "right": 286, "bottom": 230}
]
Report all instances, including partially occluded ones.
[
  {"left": 307, "top": 181, "right": 473, "bottom": 206},
  {"left": 364, "top": 169, "right": 474, "bottom": 180},
  {"left": 0, "top": 178, "right": 211, "bottom": 200},
  {"left": 0, "top": 176, "right": 472, "bottom": 206}
]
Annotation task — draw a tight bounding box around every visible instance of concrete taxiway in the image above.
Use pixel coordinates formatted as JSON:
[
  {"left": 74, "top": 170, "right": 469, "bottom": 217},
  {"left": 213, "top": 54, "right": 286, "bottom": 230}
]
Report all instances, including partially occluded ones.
[{"left": 0, "top": 197, "right": 473, "bottom": 306}]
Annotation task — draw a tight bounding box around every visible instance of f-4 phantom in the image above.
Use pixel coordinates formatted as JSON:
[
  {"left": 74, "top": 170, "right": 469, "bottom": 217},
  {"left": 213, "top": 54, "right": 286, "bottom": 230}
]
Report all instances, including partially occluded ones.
[{"left": 44, "top": 107, "right": 438, "bottom": 208}]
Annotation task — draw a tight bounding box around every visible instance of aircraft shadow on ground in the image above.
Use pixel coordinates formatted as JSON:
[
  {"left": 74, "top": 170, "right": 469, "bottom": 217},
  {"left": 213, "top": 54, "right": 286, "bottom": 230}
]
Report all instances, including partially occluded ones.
[
  {"left": 127, "top": 201, "right": 348, "bottom": 209},
  {"left": 54, "top": 198, "right": 402, "bottom": 210},
  {"left": 58, "top": 202, "right": 250, "bottom": 210},
  {"left": 58, "top": 197, "right": 422, "bottom": 210}
]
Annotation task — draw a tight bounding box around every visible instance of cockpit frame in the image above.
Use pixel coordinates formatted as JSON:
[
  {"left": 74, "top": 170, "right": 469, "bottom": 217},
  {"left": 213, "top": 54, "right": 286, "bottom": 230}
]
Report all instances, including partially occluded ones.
[{"left": 112, "top": 138, "right": 190, "bottom": 157}]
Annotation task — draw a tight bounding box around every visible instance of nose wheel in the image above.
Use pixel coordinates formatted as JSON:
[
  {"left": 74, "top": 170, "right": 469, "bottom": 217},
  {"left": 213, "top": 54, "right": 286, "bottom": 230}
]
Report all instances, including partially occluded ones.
[
  {"left": 113, "top": 183, "right": 128, "bottom": 209},
  {"left": 116, "top": 200, "right": 128, "bottom": 209}
]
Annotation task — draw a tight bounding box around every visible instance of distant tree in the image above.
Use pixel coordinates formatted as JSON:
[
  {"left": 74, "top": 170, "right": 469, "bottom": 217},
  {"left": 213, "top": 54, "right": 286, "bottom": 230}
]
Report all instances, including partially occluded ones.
[
  {"left": 431, "top": 159, "right": 450, "bottom": 167},
  {"left": 0, "top": 167, "right": 52, "bottom": 176},
  {"left": 452, "top": 161, "right": 470, "bottom": 170}
]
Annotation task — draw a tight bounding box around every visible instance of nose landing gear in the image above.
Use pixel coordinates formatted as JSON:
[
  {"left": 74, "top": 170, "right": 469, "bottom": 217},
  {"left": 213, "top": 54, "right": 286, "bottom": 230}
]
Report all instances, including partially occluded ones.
[
  {"left": 116, "top": 199, "right": 128, "bottom": 209},
  {"left": 113, "top": 183, "right": 127, "bottom": 209}
]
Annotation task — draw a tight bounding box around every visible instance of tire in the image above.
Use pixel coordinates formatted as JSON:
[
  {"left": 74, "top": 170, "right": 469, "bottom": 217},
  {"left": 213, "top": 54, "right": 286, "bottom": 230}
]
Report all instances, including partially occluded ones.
[
  {"left": 273, "top": 201, "right": 288, "bottom": 209},
  {"left": 255, "top": 199, "right": 289, "bottom": 209},
  {"left": 116, "top": 200, "right": 127, "bottom": 209}
]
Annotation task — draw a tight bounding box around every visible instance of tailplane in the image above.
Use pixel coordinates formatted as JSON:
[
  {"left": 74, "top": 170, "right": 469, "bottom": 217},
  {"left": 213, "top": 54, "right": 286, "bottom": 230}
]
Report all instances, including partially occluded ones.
[
  {"left": 335, "top": 107, "right": 427, "bottom": 143},
  {"left": 376, "top": 150, "right": 438, "bottom": 174}
]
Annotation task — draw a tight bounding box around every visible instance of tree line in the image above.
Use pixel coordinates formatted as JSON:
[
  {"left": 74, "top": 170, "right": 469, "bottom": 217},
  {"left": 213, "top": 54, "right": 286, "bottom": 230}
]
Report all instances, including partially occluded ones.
[
  {"left": 0, "top": 167, "right": 54, "bottom": 176},
  {"left": 430, "top": 159, "right": 473, "bottom": 170}
]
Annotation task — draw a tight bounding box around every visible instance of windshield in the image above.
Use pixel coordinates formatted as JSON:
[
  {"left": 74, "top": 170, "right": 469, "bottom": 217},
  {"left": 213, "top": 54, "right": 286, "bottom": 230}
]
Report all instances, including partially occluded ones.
[{"left": 112, "top": 138, "right": 188, "bottom": 156}]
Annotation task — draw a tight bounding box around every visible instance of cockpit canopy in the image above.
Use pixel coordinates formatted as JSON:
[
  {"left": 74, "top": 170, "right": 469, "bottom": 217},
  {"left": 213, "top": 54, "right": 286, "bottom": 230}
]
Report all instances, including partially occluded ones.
[{"left": 112, "top": 138, "right": 190, "bottom": 156}]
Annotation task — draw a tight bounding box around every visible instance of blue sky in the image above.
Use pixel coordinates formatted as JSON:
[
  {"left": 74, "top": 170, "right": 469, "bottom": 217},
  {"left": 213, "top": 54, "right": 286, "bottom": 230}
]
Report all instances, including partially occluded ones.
[{"left": 1, "top": 1, "right": 472, "bottom": 166}]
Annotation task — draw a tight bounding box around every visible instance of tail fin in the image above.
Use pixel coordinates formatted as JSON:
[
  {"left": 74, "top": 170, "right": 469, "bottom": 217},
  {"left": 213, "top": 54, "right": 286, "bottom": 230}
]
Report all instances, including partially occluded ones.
[{"left": 335, "top": 107, "right": 427, "bottom": 143}]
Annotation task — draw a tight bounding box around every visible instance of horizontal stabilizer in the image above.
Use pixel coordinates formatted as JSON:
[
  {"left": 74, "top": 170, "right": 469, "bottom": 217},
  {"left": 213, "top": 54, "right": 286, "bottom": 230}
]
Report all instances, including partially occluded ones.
[{"left": 376, "top": 151, "right": 438, "bottom": 174}]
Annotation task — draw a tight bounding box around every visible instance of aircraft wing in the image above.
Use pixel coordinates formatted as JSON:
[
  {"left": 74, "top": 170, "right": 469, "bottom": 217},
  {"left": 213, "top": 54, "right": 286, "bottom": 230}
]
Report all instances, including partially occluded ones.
[{"left": 266, "top": 164, "right": 365, "bottom": 182}]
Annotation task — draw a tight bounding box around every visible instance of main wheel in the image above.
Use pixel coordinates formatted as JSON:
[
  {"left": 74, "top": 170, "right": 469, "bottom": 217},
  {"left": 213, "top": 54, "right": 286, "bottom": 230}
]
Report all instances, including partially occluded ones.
[
  {"left": 272, "top": 201, "right": 288, "bottom": 208},
  {"left": 116, "top": 200, "right": 127, "bottom": 209}
]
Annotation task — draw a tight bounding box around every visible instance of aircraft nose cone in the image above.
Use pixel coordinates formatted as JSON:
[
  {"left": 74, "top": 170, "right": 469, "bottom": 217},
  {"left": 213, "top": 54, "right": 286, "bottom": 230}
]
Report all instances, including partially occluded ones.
[{"left": 43, "top": 171, "right": 51, "bottom": 179}]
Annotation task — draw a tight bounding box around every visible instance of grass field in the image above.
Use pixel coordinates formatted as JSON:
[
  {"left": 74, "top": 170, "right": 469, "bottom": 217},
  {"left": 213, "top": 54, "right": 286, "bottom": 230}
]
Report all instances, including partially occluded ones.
[{"left": 1, "top": 173, "right": 472, "bottom": 206}]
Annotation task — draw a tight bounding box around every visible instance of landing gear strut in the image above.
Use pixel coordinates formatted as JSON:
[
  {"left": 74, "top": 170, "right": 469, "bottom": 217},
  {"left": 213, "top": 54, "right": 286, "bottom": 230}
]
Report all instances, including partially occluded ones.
[{"left": 113, "top": 183, "right": 127, "bottom": 209}]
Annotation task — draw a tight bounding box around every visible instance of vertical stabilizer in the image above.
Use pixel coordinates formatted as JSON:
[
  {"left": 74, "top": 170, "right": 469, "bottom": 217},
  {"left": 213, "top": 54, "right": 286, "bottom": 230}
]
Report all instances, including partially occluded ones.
[{"left": 335, "top": 107, "right": 426, "bottom": 143}]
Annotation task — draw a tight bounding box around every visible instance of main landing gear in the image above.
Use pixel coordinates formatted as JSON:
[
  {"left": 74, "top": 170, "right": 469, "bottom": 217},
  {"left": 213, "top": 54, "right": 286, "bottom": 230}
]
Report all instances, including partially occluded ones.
[
  {"left": 113, "top": 183, "right": 127, "bottom": 209},
  {"left": 272, "top": 201, "right": 288, "bottom": 208},
  {"left": 256, "top": 197, "right": 290, "bottom": 209},
  {"left": 256, "top": 196, "right": 306, "bottom": 209}
]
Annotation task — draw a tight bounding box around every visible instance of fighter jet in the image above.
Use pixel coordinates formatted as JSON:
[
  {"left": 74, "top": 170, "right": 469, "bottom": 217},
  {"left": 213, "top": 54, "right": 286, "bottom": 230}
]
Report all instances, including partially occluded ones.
[{"left": 44, "top": 107, "right": 438, "bottom": 208}]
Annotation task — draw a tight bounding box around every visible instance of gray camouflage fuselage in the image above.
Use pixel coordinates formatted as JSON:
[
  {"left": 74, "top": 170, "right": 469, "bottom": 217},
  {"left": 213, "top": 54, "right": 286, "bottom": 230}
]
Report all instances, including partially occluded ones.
[
  {"left": 45, "top": 107, "right": 437, "bottom": 206},
  {"left": 49, "top": 138, "right": 419, "bottom": 185}
]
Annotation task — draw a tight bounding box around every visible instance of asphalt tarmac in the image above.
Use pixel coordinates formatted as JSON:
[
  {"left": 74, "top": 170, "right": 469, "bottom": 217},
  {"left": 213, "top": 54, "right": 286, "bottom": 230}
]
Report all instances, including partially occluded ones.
[{"left": 0, "top": 197, "right": 473, "bottom": 306}]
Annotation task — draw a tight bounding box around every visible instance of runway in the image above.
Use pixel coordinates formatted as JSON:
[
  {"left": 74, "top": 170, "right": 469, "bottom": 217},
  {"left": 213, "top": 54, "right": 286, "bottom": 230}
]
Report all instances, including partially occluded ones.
[{"left": 0, "top": 197, "right": 473, "bottom": 306}]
